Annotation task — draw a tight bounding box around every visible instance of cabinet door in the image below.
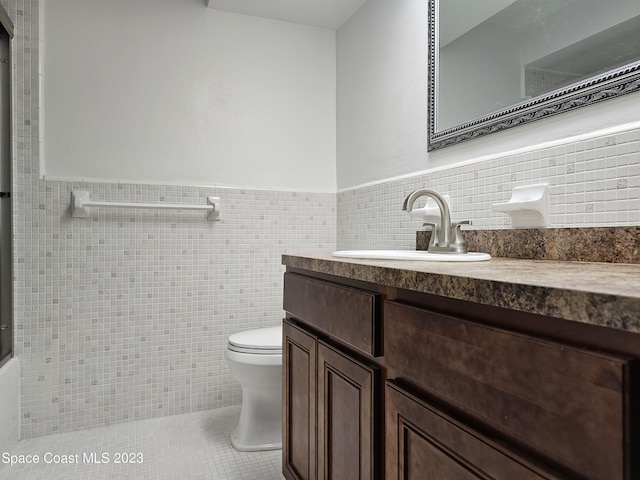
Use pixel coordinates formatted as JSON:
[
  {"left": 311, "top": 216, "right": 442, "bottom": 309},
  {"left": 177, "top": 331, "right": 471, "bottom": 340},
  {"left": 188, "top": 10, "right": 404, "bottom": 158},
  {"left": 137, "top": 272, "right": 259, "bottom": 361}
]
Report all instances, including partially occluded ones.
[
  {"left": 384, "top": 300, "right": 632, "bottom": 479},
  {"left": 283, "top": 319, "right": 318, "bottom": 480},
  {"left": 385, "top": 381, "right": 564, "bottom": 480},
  {"left": 317, "top": 341, "right": 377, "bottom": 480}
]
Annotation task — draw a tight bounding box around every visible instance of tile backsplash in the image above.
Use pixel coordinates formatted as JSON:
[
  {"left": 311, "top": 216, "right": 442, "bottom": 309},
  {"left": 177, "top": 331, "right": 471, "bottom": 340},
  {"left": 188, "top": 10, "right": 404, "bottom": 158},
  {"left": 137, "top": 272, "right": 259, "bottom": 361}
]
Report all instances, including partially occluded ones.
[{"left": 337, "top": 126, "right": 640, "bottom": 250}]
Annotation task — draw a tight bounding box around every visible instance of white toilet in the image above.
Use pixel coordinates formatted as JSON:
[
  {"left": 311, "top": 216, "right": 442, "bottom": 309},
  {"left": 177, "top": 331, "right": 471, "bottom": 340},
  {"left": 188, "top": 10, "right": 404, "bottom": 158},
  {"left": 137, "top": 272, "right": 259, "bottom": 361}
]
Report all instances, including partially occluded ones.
[{"left": 224, "top": 325, "right": 283, "bottom": 451}]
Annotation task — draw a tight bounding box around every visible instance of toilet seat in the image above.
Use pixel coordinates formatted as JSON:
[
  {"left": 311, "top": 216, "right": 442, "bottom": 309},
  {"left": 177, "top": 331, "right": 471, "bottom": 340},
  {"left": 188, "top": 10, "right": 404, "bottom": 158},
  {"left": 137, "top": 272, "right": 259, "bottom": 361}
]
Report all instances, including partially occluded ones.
[{"left": 227, "top": 326, "right": 282, "bottom": 355}]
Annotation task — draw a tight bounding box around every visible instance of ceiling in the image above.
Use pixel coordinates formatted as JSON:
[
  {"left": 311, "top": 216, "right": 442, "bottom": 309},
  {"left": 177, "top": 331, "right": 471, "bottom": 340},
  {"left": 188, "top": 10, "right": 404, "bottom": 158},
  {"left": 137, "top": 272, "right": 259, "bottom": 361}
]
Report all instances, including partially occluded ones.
[{"left": 207, "top": 0, "right": 368, "bottom": 30}]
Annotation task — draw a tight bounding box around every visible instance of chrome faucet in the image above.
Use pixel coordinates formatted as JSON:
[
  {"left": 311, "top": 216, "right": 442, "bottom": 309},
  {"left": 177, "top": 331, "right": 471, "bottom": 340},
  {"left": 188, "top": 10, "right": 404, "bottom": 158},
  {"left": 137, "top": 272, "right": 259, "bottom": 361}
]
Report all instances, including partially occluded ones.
[{"left": 402, "top": 189, "right": 470, "bottom": 254}]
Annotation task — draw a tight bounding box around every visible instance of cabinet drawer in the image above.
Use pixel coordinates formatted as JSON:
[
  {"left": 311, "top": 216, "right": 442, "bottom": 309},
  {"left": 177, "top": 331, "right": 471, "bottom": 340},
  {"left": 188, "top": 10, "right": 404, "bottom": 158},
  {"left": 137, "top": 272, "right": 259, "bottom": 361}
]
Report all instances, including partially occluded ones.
[
  {"left": 385, "top": 381, "right": 564, "bottom": 479},
  {"left": 283, "top": 273, "right": 381, "bottom": 356},
  {"left": 384, "top": 300, "right": 635, "bottom": 480}
]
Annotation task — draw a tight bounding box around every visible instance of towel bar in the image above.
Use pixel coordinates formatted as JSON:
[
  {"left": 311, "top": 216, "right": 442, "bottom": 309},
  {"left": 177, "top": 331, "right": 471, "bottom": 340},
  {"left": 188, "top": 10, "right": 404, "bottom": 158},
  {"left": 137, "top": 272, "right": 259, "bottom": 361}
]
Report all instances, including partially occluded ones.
[{"left": 71, "top": 190, "right": 221, "bottom": 221}]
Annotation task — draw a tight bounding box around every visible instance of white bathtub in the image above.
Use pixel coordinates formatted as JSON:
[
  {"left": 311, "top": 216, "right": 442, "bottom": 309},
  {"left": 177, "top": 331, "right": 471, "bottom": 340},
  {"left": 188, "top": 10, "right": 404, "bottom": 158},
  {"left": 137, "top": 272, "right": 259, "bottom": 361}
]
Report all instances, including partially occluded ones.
[{"left": 0, "top": 357, "right": 19, "bottom": 452}]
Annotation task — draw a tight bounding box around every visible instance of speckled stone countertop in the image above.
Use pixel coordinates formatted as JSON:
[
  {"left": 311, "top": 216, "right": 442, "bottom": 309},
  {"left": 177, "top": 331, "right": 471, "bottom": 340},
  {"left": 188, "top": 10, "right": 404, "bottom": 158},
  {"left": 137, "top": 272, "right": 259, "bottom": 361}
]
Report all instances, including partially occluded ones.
[{"left": 282, "top": 253, "right": 640, "bottom": 334}]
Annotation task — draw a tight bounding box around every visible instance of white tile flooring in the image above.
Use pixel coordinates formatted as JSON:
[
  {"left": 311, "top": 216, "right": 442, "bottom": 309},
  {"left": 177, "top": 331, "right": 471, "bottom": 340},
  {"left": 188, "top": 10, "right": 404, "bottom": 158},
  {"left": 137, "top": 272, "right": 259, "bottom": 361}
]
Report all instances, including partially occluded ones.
[{"left": 0, "top": 406, "right": 284, "bottom": 480}]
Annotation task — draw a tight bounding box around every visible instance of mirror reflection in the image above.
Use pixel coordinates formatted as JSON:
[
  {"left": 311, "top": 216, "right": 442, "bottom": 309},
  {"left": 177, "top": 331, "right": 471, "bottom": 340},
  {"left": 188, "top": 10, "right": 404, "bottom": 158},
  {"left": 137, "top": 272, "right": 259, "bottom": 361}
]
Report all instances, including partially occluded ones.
[{"left": 430, "top": 0, "right": 640, "bottom": 149}]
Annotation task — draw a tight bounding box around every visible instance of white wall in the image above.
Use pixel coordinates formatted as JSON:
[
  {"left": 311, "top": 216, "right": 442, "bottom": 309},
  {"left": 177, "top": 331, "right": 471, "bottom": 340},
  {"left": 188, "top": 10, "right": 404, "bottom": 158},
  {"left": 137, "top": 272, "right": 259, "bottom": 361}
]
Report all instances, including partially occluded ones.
[
  {"left": 336, "top": 0, "right": 640, "bottom": 190},
  {"left": 42, "top": 0, "right": 336, "bottom": 192},
  {"left": 336, "top": 0, "right": 428, "bottom": 190}
]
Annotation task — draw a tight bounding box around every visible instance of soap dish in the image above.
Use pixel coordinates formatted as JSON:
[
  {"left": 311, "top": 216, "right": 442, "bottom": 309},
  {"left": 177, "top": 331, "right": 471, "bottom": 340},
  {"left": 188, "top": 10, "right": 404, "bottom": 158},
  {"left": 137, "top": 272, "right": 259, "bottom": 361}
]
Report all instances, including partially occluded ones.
[
  {"left": 492, "top": 184, "right": 549, "bottom": 228},
  {"left": 407, "top": 194, "right": 451, "bottom": 225}
]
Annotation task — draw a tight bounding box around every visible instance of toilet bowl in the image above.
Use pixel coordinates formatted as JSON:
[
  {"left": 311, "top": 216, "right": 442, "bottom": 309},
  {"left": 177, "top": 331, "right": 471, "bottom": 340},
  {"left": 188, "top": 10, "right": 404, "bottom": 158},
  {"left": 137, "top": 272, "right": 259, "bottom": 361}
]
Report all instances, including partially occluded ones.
[{"left": 224, "top": 325, "right": 283, "bottom": 451}]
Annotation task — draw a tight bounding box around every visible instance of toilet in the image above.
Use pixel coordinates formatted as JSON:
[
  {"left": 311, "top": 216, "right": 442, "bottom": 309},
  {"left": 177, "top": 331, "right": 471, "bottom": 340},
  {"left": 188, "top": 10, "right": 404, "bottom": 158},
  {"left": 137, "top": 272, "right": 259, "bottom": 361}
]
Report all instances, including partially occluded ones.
[{"left": 224, "top": 325, "right": 283, "bottom": 451}]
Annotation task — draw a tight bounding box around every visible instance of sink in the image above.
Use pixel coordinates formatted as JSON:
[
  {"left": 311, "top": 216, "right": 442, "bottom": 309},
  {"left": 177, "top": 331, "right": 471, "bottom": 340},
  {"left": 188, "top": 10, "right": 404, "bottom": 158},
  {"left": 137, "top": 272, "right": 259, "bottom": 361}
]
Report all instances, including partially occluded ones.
[{"left": 332, "top": 250, "right": 491, "bottom": 262}]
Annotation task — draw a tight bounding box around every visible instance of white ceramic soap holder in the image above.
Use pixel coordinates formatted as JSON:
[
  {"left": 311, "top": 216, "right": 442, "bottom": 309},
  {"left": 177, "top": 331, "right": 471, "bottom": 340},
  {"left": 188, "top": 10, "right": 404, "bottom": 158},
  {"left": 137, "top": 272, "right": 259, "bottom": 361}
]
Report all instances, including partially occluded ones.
[
  {"left": 492, "top": 184, "right": 549, "bottom": 228},
  {"left": 408, "top": 194, "right": 451, "bottom": 226}
]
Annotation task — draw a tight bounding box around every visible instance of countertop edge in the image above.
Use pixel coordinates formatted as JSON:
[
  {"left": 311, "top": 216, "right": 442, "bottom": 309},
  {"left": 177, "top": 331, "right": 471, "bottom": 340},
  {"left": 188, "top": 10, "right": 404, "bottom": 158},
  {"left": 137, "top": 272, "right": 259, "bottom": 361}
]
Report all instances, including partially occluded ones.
[{"left": 282, "top": 254, "right": 640, "bottom": 334}]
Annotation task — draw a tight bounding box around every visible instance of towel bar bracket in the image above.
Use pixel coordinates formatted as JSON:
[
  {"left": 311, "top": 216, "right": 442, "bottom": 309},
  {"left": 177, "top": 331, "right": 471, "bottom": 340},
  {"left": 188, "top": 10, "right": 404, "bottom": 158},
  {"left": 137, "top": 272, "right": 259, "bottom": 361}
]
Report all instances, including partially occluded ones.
[{"left": 206, "top": 196, "right": 221, "bottom": 221}]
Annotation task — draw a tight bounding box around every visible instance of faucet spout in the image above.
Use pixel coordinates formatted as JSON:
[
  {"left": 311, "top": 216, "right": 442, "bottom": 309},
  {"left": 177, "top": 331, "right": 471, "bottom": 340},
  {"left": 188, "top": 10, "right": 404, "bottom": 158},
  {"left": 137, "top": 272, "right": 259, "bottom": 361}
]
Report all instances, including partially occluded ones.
[{"left": 403, "top": 189, "right": 451, "bottom": 247}]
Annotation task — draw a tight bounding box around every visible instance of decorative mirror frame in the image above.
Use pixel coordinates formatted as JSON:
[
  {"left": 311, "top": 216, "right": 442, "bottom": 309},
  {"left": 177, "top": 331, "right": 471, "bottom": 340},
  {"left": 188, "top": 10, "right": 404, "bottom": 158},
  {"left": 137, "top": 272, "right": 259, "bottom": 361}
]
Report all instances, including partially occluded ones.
[{"left": 428, "top": 0, "right": 640, "bottom": 151}]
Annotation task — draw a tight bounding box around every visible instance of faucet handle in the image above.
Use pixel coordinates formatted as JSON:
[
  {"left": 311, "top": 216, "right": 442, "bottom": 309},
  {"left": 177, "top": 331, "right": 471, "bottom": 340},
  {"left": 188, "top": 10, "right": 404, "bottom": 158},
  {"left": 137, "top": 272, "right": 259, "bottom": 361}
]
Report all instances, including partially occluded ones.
[
  {"left": 452, "top": 220, "right": 472, "bottom": 236},
  {"left": 451, "top": 220, "right": 472, "bottom": 251},
  {"left": 452, "top": 220, "right": 472, "bottom": 227},
  {"left": 423, "top": 222, "right": 440, "bottom": 247}
]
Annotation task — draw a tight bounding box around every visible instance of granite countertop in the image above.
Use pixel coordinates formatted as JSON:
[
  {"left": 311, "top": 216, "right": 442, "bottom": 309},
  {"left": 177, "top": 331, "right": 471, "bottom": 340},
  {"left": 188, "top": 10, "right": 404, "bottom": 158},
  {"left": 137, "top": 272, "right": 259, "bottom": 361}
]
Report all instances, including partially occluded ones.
[{"left": 282, "top": 253, "right": 640, "bottom": 334}]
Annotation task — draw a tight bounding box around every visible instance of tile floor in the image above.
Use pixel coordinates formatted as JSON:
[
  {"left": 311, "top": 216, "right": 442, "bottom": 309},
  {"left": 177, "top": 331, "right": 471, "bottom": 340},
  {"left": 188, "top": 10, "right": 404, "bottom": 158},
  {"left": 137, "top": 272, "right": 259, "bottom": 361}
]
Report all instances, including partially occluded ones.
[{"left": 0, "top": 406, "right": 284, "bottom": 479}]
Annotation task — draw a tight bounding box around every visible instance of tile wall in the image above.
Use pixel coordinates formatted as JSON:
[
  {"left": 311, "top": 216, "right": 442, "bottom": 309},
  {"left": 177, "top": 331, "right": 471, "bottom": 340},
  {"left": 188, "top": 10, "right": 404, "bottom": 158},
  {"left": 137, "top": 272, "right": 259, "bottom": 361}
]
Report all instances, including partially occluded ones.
[
  {"left": 4, "top": 0, "right": 337, "bottom": 438},
  {"left": 17, "top": 181, "right": 335, "bottom": 438},
  {"left": 338, "top": 126, "right": 640, "bottom": 249}
]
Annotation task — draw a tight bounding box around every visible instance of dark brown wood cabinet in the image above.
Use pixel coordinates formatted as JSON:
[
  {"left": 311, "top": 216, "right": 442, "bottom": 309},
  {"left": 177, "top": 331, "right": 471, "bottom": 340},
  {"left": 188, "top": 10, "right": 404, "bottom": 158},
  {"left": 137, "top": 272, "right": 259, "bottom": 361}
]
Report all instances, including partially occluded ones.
[
  {"left": 283, "top": 320, "right": 318, "bottom": 480},
  {"left": 317, "top": 341, "right": 377, "bottom": 480},
  {"left": 283, "top": 317, "right": 379, "bottom": 480},
  {"left": 283, "top": 272, "right": 381, "bottom": 356},
  {"left": 283, "top": 267, "right": 640, "bottom": 480},
  {"left": 385, "top": 380, "right": 563, "bottom": 480},
  {"left": 384, "top": 300, "right": 633, "bottom": 480}
]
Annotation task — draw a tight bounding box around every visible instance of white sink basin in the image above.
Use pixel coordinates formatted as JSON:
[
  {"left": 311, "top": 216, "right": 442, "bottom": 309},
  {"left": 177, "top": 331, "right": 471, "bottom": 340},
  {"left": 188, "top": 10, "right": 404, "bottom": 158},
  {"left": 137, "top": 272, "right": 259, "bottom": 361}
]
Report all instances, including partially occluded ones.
[{"left": 332, "top": 250, "right": 491, "bottom": 262}]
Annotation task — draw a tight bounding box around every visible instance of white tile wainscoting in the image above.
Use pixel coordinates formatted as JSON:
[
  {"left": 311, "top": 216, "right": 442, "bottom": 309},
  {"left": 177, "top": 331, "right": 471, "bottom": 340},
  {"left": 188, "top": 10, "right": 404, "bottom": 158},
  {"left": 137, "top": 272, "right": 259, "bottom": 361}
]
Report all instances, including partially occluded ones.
[{"left": 15, "top": 182, "right": 335, "bottom": 438}]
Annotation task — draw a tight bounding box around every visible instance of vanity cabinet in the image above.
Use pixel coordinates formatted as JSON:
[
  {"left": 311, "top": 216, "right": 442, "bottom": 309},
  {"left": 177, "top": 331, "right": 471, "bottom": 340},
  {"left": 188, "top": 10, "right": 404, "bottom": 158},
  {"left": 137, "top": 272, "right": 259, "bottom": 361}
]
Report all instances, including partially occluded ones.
[
  {"left": 283, "top": 273, "right": 380, "bottom": 480},
  {"left": 282, "top": 267, "right": 640, "bottom": 480}
]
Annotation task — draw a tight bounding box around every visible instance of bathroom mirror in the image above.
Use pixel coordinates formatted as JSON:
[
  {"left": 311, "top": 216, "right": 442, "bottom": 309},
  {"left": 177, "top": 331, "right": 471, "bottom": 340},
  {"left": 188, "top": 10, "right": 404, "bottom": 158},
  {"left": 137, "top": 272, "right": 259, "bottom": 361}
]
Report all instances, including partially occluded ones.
[{"left": 428, "top": 0, "right": 640, "bottom": 150}]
